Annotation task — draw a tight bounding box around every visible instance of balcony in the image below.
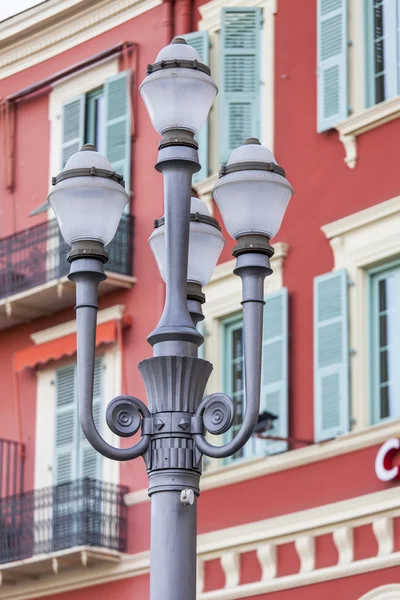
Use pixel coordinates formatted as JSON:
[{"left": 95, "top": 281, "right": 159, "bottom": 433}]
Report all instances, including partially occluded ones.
[
  {"left": 0, "top": 215, "right": 134, "bottom": 331},
  {"left": 0, "top": 479, "right": 128, "bottom": 584}
]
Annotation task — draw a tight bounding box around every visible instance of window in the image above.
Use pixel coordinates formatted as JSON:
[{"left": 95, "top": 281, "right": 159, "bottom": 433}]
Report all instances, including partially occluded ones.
[
  {"left": 221, "top": 288, "right": 289, "bottom": 464},
  {"left": 366, "top": 0, "right": 400, "bottom": 106},
  {"left": 61, "top": 71, "right": 131, "bottom": 193},
  {"left": 54, "top": 357, "right": 103, "bottom": 485},
  {"left": 369, "top": 262, "right": 400, "bottom": 423}
]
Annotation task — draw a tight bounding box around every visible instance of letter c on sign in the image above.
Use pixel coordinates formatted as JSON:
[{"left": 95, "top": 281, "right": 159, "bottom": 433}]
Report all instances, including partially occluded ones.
[{"left": 375, "top": 438, "right": 400, "bottom": 482}]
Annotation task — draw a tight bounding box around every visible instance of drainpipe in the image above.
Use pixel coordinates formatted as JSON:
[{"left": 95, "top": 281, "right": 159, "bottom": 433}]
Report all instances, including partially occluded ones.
[
  {"left": 162, "top": 0, "right": 174, "bottom": 41},
  {"left": 174, "top": 0, "right": 193, "bottom": 35}
]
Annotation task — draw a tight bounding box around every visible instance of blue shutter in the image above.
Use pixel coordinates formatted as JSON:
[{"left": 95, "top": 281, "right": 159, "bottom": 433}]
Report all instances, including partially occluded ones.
[
  {"left": 61, "top": 96, "right": 85, "bottom": 168},
  {"left": 54, "top": 365, "right": 77, "bottom": 484},
  {"left": 220, "top": 8, "right": 261, "bottom": 164},
  {"left": 105, "top": 72, "right": 131, "bottom": 199},
  {"left": 259, "top": 288, "right": 289, "bottom": 455},
  {"left": 183, "top": 31, "right": 209, "bottom": 183},
  {"left": 79, "top": 357, "right": 103, "bottom": 479},
  {"left": 314, "top": 270, "right": 349, "bottom": 441},
  {"left": 317, "top": 0, "right": 348, "bottom": 132}
]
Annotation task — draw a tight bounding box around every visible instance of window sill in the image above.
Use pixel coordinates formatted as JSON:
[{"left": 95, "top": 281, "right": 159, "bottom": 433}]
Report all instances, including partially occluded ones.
[{"left": 335, "top": 96, "right": 400, "bottom": 169}]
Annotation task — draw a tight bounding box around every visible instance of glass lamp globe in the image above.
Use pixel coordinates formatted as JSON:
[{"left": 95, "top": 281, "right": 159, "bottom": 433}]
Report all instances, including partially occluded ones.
[
  {"left": 139, "top": 38, "right": 217, "bottom": 135},
  {"left": 149, "top": 197, "right": 225, "bottom": 286},
  {"left": 48, "top": 145, "right": 129, "bottom": 246},
  {"left": 212, "top": 138, "right": 293, "bottom": 240}
]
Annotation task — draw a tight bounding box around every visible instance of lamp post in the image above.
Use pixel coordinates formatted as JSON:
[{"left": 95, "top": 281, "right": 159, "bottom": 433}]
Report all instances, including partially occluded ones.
[{"left": 49, "top": 37, "right": 293, "bottom": 600}]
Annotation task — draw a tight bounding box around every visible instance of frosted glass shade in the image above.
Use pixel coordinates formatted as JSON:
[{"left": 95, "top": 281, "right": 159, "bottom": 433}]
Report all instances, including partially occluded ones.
[
  {"left": 48, "top": 149, "right": 129, "bottom": 246},
  {"left": 139, "top": 41, "right": 217, "bottom": 135},
  {"left": 149, "top": 197, "right": 225, "bottom": 286},
  {"left": 213, "top": 141, "right": 293, "bottom": 240}
]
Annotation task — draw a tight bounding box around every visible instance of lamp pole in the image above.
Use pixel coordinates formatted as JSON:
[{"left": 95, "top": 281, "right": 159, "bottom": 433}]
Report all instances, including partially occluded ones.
[{"left": 49, "top": 37, "right": 293, "bottom": 600}]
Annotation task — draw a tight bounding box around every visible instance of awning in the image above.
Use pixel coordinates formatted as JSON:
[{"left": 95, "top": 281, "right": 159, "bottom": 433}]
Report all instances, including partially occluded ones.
[{"left": 15, "top": 320, "right": 117, "bottom": 372}]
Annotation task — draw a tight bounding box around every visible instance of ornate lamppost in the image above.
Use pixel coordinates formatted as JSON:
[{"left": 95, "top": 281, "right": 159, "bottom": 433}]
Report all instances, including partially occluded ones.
[{"left": 48, "top": 37, "right": 293, "bottom": 600}]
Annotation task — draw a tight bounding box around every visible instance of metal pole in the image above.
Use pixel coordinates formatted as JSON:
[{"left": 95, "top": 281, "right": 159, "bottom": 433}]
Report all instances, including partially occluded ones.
[{"left": 150, "top": 487, "right": 198, "bottom": 600}]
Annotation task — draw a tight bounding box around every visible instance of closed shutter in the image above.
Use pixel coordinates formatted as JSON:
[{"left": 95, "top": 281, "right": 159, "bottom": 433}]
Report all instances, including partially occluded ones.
[
  {"left": 79, "top": 357, "right": 103, "bottom": 479},
  {"left": 259, "top": 288, "right": 289, "bottom": 455},
  {"left": 317, "top": 0, "right": 348, "bottom": 132},
  {"left": 104, "top": 72, "right": 132, "bottom": 199},
  {"left": 61, "top": 96, "right": 85, "bottom": 168},
  {"left": 54, "top": 365, "right": 77, "bottom": 484},
  {"left": 183, "top": 31, "right": 210, "bottom": 183},
  {"left": 220, "top": 8, "right": 261, "bottom": 164},
  {"left": 314, "top": 270, "right": 349, "bottom": 441}
]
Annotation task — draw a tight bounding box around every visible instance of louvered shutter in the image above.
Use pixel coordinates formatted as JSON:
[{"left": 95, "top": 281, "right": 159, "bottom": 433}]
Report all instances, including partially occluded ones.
[
  {"left": 54, "top": 365, "right": 77, "bottom": 484},
  {"left": 220, "top": 8, "right": 261, "bottom": 164},
  {"left": 79, "top": 357, "right": 103, "bottom": 479},
  {"left": 104, "top": 72, "right": 131, "bottom": 200},
  {"left": 314, "top": 270, "right": 349, "bottom": 441},
  {"left": 61, "top": 96, "right": 85, "bottom": 168},
  {"left": 183, "top": 31, "right": 209, "bottom": 183},
  {"left": 317, "top": 0, "right": 348, "bottom": 132},
  {"left": 259, "top": 288, "right": 289, "bottom": 455}
]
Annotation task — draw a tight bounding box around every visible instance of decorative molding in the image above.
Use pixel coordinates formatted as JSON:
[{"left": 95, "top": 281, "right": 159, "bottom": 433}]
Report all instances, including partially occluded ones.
[
  {"left": 359, "top": 584, "right": 400, "bottom": 600},
  {"left": 335, "top": 97, "right": 400, "bottom": 169},
  {"left": 193, "top": 173, "right": 218, "bottom": 215},
  {"left": 3, "top": 486, "right": 400, "bottom": 600},
  {"left": 125, "top": 417, "right": 400, "bottom": 506},
  {"left": 294, "top": 536, "right": 315, "bottom": 573},
  {"left": 333, "top": 526, "right": 353, "bottom": 565},
  {"left": 0, "top": 0, "right": 162, "bottom": 81},
  {"left": 221, "top": 552, "right": 240, "bottom": 588},
  {"left": 321, "top": 196, "right": 400, "bottom": 240},
  {"left": 256, "top": 544, "right": 276, "bottom": 580},
  {"left": 31, "top": 304, "right": 125, "bottom": 345},
  {"left": 372, "top": 517, "right": 393, "bottom": 557}
]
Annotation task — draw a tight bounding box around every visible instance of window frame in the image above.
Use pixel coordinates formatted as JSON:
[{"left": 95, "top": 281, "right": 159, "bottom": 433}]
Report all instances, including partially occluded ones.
[
  {"left": 365, "top": 0, "right": 400, "bottom": 108},
  {"left": 368, "top": 259, "right": 400, "bottom": 424},
  {"left": 86, "top": 86, "right": 105, "bottom": 153}
]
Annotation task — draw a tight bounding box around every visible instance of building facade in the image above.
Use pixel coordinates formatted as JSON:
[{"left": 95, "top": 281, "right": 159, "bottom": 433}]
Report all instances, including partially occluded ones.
[{"left": 0, "top": 0, "right": 399, "bottom": 599}]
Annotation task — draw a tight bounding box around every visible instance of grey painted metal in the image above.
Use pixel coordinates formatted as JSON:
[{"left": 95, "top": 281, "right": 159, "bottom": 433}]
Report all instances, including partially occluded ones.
[
  {"left": 193, "top": 252, "right": 271, "bottom": 458},
  {"left": 63, "top": 137, "right": 274, "bottom": 600}
]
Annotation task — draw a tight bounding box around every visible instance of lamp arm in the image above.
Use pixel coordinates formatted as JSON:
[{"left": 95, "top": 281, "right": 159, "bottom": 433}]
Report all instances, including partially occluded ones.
[
  {"left": 70, "top": 257, "right": 151, "bottom": 462},
  {"left": 193, "top": 253, "right": 271, "bottom": 459}
]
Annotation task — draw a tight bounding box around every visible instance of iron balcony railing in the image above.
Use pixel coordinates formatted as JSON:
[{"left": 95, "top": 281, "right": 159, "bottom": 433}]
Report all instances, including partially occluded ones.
[
  {"left": 0, "top": 478, "right": 128, "bottom": 564},
  {"left": 0, "top": 214, "right": 134, "bottom": 300}
]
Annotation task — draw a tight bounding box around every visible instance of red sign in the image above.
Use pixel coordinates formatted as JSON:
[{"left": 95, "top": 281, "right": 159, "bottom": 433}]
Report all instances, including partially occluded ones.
[{"left": 375, "top": 439, "right": 400, "bottom": 482}]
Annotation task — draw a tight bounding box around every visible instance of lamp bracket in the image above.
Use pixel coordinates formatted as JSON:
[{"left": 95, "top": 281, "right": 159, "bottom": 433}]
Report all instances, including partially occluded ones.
[
  {"left": 232, "top": 234, "right": 274, "bottom": 259},
  {"left": 154, "top": 212, "right": 221, "bottom": 231},
  {"left": 52, "top": 166, "right": 125, "bottom": 188},
  {"left": 67, "top": 240, "right": 109, "bottom": 263},
  {"left": 219, "top": 161, "right": 286, "bottom": 179},
  {"left": 146, "top": 58, "right": 211, "bottom": 77}
]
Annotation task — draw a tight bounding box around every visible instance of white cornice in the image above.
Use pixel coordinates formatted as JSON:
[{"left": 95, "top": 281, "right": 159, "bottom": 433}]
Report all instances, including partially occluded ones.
[
  {"left": 335, "top": 97, "right": 400, "bottom": 168},
  {"left": 125, "top": 417, "right": 400, "bottom": 506},
  {"left": 321, "top": 196, "right": 400, "bottom": 240},
  {"left": 359, "top": 585, "right": 400, "bottom": 600},
  {"left": 30, "top": 304, "right": 125, "bottom": 345},
  {"left": 0, "top": 0, "right": 162, "bottom": 81}
]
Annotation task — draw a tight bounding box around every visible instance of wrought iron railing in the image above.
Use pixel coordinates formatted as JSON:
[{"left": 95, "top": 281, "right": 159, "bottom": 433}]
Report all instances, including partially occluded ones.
[
  {"left": 0, "top": 479, "right": 128, "bottom": 564},
  {"left": 0, "top": 439, "right": 24, "bottom": 499},
  {"left": 0, "top": 214, "right": 134, "bottom": 300}
]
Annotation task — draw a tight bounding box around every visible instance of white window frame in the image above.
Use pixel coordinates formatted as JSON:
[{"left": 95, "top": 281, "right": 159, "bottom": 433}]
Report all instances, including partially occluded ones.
[
  {"left": 321, "top": 195, "right": 400, "bottom": 431},
  {"left": 194, "top": 0, "right": 277, "bottom": 194},
  {"left": 336, "top": 0, "right": 400, "bottom": 168},
  {"left": 201, "top": 242, "right": 288, "bottom": 469},
  {"left": 34, "top": 306, "right": 124, "bottom": 489}
]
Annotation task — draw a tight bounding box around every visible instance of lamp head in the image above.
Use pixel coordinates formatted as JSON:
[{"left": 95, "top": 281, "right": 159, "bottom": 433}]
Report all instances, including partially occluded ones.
[
  {"left": 48, "top": 145, "right": 129, "bottom": 248},
  {"left": 212, "top": 138, "right": 293, "bottom": 242},
  {"left": 139, "top": 38, "right": 218, "bottom": 136}
]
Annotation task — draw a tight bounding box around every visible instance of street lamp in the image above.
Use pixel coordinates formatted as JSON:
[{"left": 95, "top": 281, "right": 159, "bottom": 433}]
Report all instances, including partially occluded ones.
[{"left": 49, "top": 37, "right": 293, "bottom": 600}]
